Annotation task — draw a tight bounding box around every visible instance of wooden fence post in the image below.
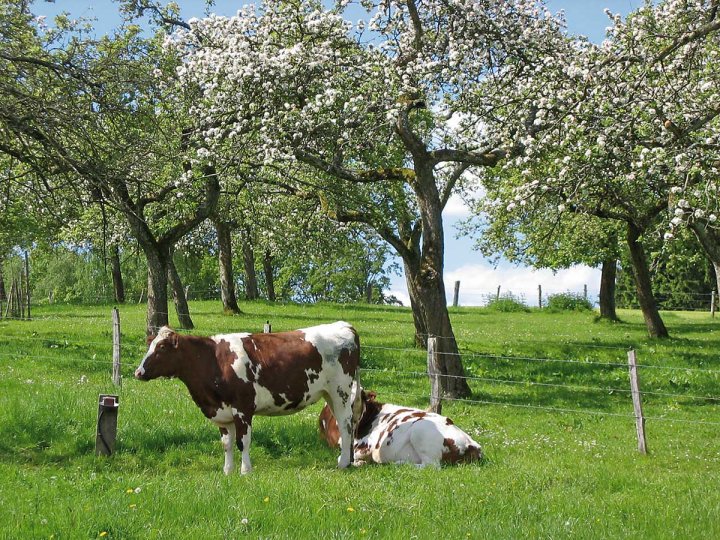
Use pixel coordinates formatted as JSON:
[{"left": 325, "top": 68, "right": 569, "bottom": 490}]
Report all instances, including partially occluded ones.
[
  {"left": 112, "top": 308, "right": 121, "bottom": 386},
  {"left": 95, "top": 394, "right": 120, "bottom": 456},
  {"left": 453, "top": 281, "right": 460, "bottom": 307},
  {"left": 427, "top": 337, "right": 442, "bottom": 414},
  {"left": 627, "top": 350, "right": 648, "bottom": 455},
  {"left": 538, "top": 284, "right": 542, "bottom": 309},
  {"left": 712, "top": 290, "right": 716, "bottom": 318},
  {"left": 583, "top": 284, "right": 588, "bottom": 301},
  {"left": 263, "top": 321, "right": 272, "bottom": 333},
  {"left": 365, "top": 283, "right": 373, "bottom": 303},
  {"left": 496, "top": 285, "right": 501, "bottom": 301}
]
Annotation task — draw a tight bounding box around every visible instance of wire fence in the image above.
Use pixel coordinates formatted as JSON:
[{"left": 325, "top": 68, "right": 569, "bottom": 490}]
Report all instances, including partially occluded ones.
[
  {"left": 2, "top": 281, "right": 720, "bottom": 315},
  {"left": 2, "top": 300, "right": 719, "bottom": 446}
]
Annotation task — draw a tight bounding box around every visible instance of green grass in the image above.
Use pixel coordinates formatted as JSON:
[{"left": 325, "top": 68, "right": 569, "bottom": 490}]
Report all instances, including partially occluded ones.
[{"left": 0, "top": 301, "right": 719, "bottom": 539}]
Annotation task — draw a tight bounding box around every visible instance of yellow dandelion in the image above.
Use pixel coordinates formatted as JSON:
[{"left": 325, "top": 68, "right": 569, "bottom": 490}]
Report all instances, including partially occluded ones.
[
  {"left": 129, "top": 504, "right": 137, "bottom": 509},
  {"left": 347, "top": 507, "right": 355, "bottom": 513},
  {"left": 99, "top": 533, "right": 108, "bottom": 538},
  {"left": 126, "top": 489, "right": 133, "bottom": 494},
  {"left": 263, "top": 497, "right": 270, "bottom": 503}
]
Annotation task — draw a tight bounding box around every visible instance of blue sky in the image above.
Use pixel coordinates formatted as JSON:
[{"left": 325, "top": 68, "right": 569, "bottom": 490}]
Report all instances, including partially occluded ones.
[
  {"left": 37, "top": 1, "right": 641, "bottom": 41},
  {"left": 35, "top": 0, "right": 640, "bottom": 305}
]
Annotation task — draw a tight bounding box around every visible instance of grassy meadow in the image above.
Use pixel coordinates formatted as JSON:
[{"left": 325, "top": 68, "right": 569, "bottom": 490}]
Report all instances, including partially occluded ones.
[{"left": 0, "top": 301, "right": 718, "bottom": 539}]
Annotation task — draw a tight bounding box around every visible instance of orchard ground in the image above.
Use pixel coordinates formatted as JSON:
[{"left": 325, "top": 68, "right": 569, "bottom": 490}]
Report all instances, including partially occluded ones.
[{"left": 0, "top": 301, "right": 718, "bottom": 539}]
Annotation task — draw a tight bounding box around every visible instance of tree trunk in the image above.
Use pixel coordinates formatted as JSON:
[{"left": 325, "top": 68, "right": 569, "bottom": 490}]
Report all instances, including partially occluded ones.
[
  {"left": 241, "top": 234, "right": 259, "bottom": 300},
  {"left": 109, "top": 244, "right": 125, "bottom": 304},
  {"left": 407, "top": 161, "right": 471, "bottom": 398},
  {"left": 406, "top": 263, "right": 471, "bottom": 397},
  {"left": 598, "top": 257, "right": 618, "bottom": 321},
  {"left": 214, "top": 219, "right": 241, "bottom": 314},
  {"left": 626, "top": 222, "right": 669, "bottom": 338},
  {"left": 263, "top": 249, "right": 276, "bottom": 302},
  {"left": 403, "top": 260, "right": 428, "bottom": 347},
  {"left": 143, "top": 245, "right": 170, "bottom": 335},
  {"left": 0, "top": 259, "right": 6, "bottom": 302},
  {"left": 167, "top": 252, "right": 194, "bottom": 329}
]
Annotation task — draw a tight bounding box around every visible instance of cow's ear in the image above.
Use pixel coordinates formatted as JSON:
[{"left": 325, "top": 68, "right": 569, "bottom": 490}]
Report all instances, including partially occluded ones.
[
  {"left": 169, "top": 332, "right": 179, "bottom": 348},
  {"left": 366, "top": 391, "right": 377, "bottom": 401}
]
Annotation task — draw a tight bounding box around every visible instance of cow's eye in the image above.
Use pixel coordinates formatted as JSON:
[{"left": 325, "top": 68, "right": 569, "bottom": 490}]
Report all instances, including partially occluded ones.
[{"left": 157, "top": 343, "right": 165, "bottom": 350}]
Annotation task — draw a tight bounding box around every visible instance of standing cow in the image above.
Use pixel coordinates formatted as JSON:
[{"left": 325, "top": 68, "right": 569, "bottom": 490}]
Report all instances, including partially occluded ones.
[
  {"left": 319, "top": 388, "right": 482, "bottom": 466},
  {"left": 134, "top": 321, "right": 361, "bottom": 474}
]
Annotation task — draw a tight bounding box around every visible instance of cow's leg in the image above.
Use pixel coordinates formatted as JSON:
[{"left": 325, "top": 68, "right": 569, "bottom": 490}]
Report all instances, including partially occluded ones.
[
  {"left": 328, "top": 393, "right": 354, "bottom": 469},
  {"left": 220, "top": 424, "right": 236, "bottom": 475},
  {"left": 232, "top": 413, "right": 253, "bottom": 474}
]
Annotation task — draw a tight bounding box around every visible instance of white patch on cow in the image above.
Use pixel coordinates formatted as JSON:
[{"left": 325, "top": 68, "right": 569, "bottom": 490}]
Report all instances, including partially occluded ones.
[
  {"left": 354, "top": 403, "right": 481, "bottom": 466},
  {"left": 300, "top": 321, "right": 356, "bottom": 363},
  {"left": 252, "top": 384, "right": 283, "bottom": 414},
  {"left": 212, "top": 332, "right": 252, "bottom": 381},
  {"left": 136, "top": 326, "right": 175, "bottom": 376},
  {"left": 210, "top": 402, "right": 234, "bottom": 425}
]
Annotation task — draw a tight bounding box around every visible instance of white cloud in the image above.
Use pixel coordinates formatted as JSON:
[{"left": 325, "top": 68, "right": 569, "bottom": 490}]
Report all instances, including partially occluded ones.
[
  {"left": 386, "top": 263, "right": 601, "bottom": 308},
  {"left": 443, "top": 194, "right": 472, "bottom": 218},
  {"left": 445, "top": 264, "right": 601, "bottom": 306},
  {"left": 387, "top": 289, "right": 411, "bottom": 307}
]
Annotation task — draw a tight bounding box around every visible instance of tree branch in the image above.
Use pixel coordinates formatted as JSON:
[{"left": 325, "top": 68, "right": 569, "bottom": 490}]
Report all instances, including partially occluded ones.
[
  {"left": 439, "top": 163, "right": 469, "bottom": 211},
  {"left": 295, "top": 149, "right": 415, "bottom": 183},
  {"left": 430, "top": 147, "right": 506, "bottom": 167},
  {"left": 655, "top": 18, "right": 720, "bottom": 63}
]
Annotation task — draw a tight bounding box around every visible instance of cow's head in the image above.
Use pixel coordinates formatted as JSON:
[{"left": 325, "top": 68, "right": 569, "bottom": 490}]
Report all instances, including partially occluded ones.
[
  {"left": 134, "top": 326, "right": 181, "bottom": 381},
  {"left": 318, "top": 388, "right": 380, "bottom": 447}
]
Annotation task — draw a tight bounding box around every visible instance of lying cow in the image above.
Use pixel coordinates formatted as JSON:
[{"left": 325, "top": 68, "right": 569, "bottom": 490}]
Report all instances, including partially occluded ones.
[
  {"left": 135, "top": 321, "right": 362, "bottom": 474},
  {"left": 319, "top": 389, "right": 482, "bottom": 466}
]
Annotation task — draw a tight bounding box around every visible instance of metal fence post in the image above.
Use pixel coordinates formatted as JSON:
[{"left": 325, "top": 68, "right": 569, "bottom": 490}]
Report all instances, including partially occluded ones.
[{"left": 96, "top": 394, "right": 120, "bottom": 456}]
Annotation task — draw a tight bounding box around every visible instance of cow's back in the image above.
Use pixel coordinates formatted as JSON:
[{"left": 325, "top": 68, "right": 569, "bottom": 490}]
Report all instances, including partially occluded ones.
[{"left": 213, "top": 322, "right": 359, "bottom": 416}]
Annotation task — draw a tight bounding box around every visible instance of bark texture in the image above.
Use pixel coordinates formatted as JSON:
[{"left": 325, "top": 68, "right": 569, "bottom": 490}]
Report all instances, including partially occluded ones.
[
  {"left": 214, "top": 218, "right": 241, "bottom": 314},
  {"left": 241, "top": 229, "right": 259, "bottom": 300},
  {"left": 626, "top": 222, "right": 669, "bottom": 338},
  {"left": 109, "top": 244, "right": 125, "bottom": 304},
  {"left": 598, "top": 257, "right": 618, "bottom": 321},
  {"left": 263, "top": 249, "right": 276, "bottom": 302},
  {"left": 167, "top": 253, "right": 193, "bottom": 329}
]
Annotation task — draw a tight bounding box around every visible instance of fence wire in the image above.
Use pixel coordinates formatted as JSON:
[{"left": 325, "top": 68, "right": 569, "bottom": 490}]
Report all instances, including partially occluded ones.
[{"left": 2, "top": 312, "right": 719, "bottom": 430}]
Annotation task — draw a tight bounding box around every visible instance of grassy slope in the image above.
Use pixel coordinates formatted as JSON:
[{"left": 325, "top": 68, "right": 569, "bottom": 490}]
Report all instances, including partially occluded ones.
[{"left": 0, "top": 302, "right": 718, "bottom": 539}]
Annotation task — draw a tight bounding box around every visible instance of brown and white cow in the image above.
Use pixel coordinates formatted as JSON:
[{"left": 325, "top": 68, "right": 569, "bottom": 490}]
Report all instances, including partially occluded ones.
[
  {"left": 134, "top": 321, "right": 362, "bottom": 474},
  {"left": 319, "top": 389, "right": 482, "bottom": 467}
]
